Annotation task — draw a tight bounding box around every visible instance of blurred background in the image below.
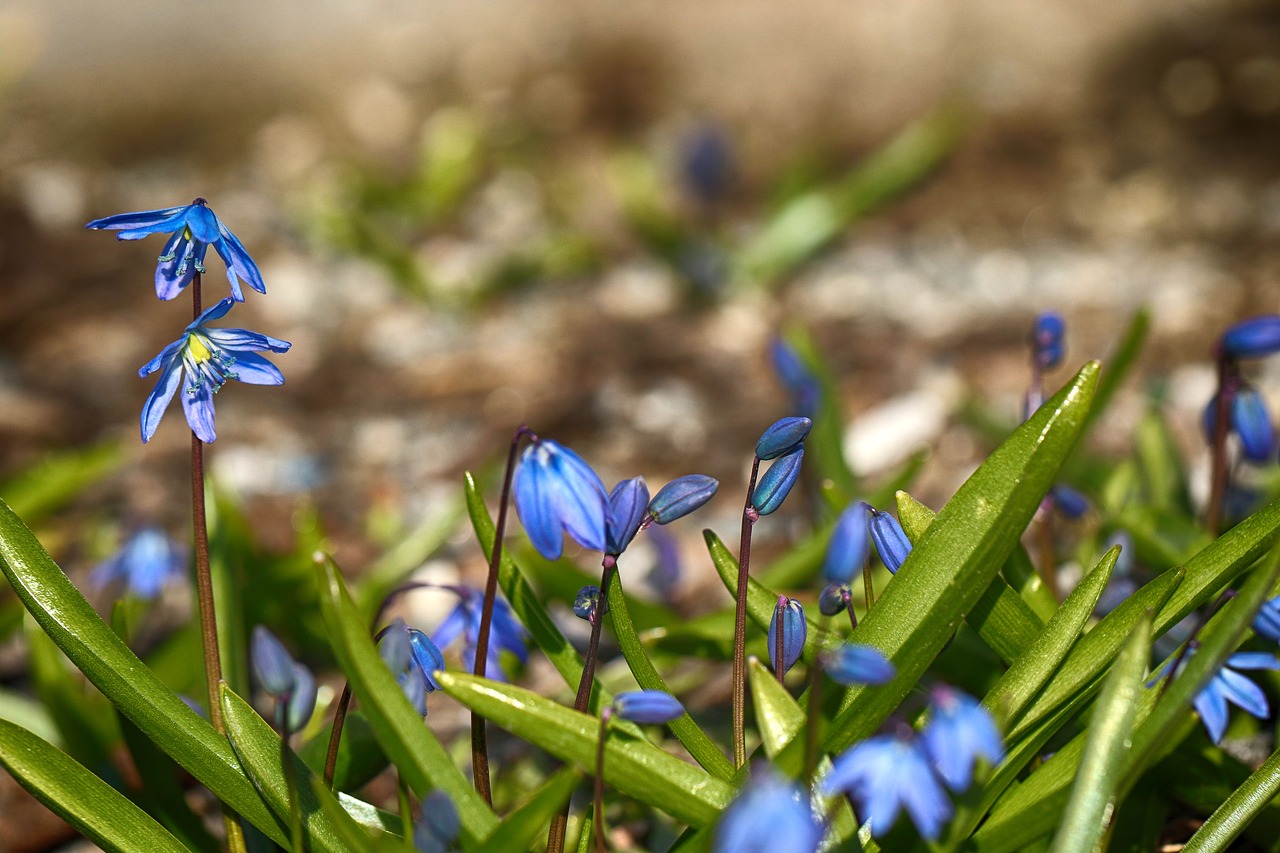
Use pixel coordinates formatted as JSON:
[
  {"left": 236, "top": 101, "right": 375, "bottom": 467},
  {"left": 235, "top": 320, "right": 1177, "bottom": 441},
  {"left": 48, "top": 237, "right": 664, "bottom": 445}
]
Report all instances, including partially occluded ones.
[{"left": 4, "top": 0, "right": 1280, "bottom": 847}]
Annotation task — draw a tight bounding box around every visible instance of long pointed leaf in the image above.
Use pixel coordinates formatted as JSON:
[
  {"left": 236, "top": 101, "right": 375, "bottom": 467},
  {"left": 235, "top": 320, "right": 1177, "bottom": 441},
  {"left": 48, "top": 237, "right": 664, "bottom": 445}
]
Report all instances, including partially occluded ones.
[
  {"left": 1183, "top": 746, "right": 1280, "bottom": 852},
  {"left": 479, "top": 766, "right": 581, "bottom": 851}
]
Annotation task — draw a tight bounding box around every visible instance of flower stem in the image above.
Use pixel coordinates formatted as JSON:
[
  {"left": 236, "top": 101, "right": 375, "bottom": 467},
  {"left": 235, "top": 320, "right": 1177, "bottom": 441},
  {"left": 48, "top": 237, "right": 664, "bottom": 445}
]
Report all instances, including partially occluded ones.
[
  {"left": 471, "top": 425, "right": 533, "bottom": 806},
  {"left": 323, "top": 682, "right": 353, "bottom": 789},
  {"left": 861, "top": 559, "right": 874, "bottom": 614},
  {"left": 845, "top": 592, "right": 858, "bottom": 634},
  {"left": 548, "top": 556, "right": 617, "bottom": 853},
  {"left": 732, "top": 456, "right": 762, "bottom": 768},
  {"left": 774, "top": 596, "right": 786, "bottom": 685},
  {"left": 804, "top": 649, "right": 824, "bottom": 787},
  {"left": 277, "top": 704, "right": 303, "bottom": 853},
  {"left": 594, "top": 708, "right": 613, "bottom": 853},
  {"left": 1206, "top": 354, "right": 1235, "bottom": 535}
]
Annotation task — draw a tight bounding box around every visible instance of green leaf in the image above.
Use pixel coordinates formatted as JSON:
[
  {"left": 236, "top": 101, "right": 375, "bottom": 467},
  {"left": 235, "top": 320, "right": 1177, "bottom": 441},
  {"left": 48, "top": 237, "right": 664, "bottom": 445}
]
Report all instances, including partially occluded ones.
[
  {"left": 985, "top": 546, "right": 1117, "bottom": 727},
  {"left": 1134, "top": 406, "right": 1190, "bottom": 513},
  {"left": 0, "top": 441, "right": 122, "bottom": 524},
  {"left": 437, "top": 671, "right": 734, "bottom": 827},
  {"left": 895, "top": 491, "right": 1044, "bottom": 664},
  {"left": 1183, "top": 746, "right": 1280, "bottom": 853},
  {"left": 356, "top": 494, "right": 465, "bottom": 621},
  {"left": 0, "top": 498, "right": 288, "bottom": 845},
  {"left": 1049, "top": 614, "right": 1150, "bottom": 853},
  {"left": 479, "top": 766, "right": 581, "bottom": 851},
  {"left": 118, "top": 712, "right": 220, "bottom": 853},
  {"left": 1083, "top": 307, "right": 1149, "bottom": 434},
  {"left": 818, "top": 361, "right": 1099, "bottom": 756},
  {"left": 608, "top": 571, "right": 735, "bottom": 779},
  {"left": 299, "top": 709, "right": 389, "bottom": 792},
  {"left": 748, "top": 656, "right": 805, "bottom": 758},
  {"left": 0, "top": 718, "right": 188, "bottom": 853},
  {"left": 221, "top": 684, "right": 388, "bottom": 853},
  {"left": 25, "top": 615, "right": 115, "bottom": 769},
  {"left": 779, "top": 323, "right": 856, "bottom": 498},
  {"left": 311, "top": 779, "right": 378, "bottom": 853}
]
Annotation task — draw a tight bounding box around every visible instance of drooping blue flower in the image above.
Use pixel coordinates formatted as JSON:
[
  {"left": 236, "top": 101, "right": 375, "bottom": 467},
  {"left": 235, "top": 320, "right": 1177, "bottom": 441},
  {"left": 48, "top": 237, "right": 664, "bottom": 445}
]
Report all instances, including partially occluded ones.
[
  {"left": 89, "top": 527, "right": 186, "bottom": 599},
  {"left": 413, "top": 791, "right": 461, "bottom": 853},
  {"left": 755, "top": 417, "right": 812, "bottom": 460},
  {"left": 1031, "top": 312, "right": 1066, "bottom": 370},
  {"left": 139, "top": 297, "right": 290, "bottom": 444},
  {"left": 647, "top": 474, "right": 719, "bottom": 525},
  {"left": 379, "top": 620, "right": 427, "bottom": 715},
  {"left": 1193, "top": 651, "right": 1280, "bottom": 744},
  {"left": 752, "top": 447, "right": 804, "bottom": 516},
  {"left": 1255, "top": 595, "right": 1280, "bottom": 643},
  {"left": 86, "top": 198, "right": 266, "bottom": 302},
  {"left": 408, "top": 628, "right": 446, "bottom": 693},
  {"left": 819, "top": 583, "right": 850, "bottom": 617},
  {"left": 714, "top": 766, "right": 822, "bottom": 853},
  {"left": 606, "top": 477, "right": 650, "bottom": 556},
  {"left": 768, "top": 596, "right": 807, "bottom": 676},
  {"left": 284, "top": 662, "right": 318, "bottom": 732},
  {"left": 770, "top": 339, "right": 821, "bottom": 420},
  {"left": 1221, "top": 315, "right": 1280, "bottom": 359},
  {"left": 868, "top": 508, "right": 912, "bottom": 573},
  {"left": 574, "top": 585, "right": 601, "bottom": 623},
  {"left": 512, "top": 439, "right": 608, "bottom": 560},
  {"left": 823, "top": 732, "right": 952, "bottom": 841},
  {"left": 250, "top": 625, "right": 317, "bottom": 731},
  {"left": 432, "top": 586, "right": 528, "bottom": 681},
  {"left": 612, "top": 690, "right": 685, "bottom": 724},
  {"left": 822, "top": 502, "right": 870, "bottom": 585},
  {"left": 920, "top": 686, "right": 1004, "bottom": 792},
  {"left": 822, "top": 644, "right": 894, "bottom": 686},
  {"left": 1203, "top": 386, "right": 1275, "bottom": 462}
]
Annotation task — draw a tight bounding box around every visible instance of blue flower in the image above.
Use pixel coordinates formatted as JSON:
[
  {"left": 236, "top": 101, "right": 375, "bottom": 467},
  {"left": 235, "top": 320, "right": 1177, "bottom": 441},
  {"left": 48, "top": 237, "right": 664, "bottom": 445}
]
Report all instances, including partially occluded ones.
[
  {"left": 573, "top": 585, "right": 602, "bottom": 622},
  {"left": 1221, "top": 315, "right": 1280, "bottom": 359},
  {"left": 139, "top": 297, "right": 290, "bottom": 444},
  {"left": 822, "top": 644, "right": 894, "bottom": 686},
  {"left": 1031, "top": 312, "right": 1066, "bottom": 370},
  {"left": 380, "top": 620, "right": 442, "bottom": 716},
  {"left": 920, "top": 686, "right": 1004, "bottom": 792},
  {"left": 432, "top": 586, "right": 528, "bottom": 681},
  {"left": 1049, "top": 484, "right": 1090, "bottom": 519},
  {"left": 89, "top": 527, "right": 186, "bottom": 599},
  {"left": 868, "top": 508, "right": 912, "bottom": 573},
  {"left": 1255, "top": 595, "right": 1280, "bottom": 643},
  {"left": 413, "top": 791, "right": 460, "bottom": 853},
  {"left": 823, "top": 732, "right": 952, "bottom": 841},
  {"left": 770, "top": 339, "right": 821, "bottom": 420},
  {"left": 768, "top": 596, "right": 807, "bottom": 676},
  {"left": 646, "top": 474, "right": 719, "bottom": 525},
  {"left": 752, "top": 447, "right": 804, "bottom": 516},
  {"left": 87, "top": 198, "right": 266, "bottom": 302},
  {"left": 606, "top": 477, "right": 650, "bottom": 556},
  {"left": 612, "top": 690, "right": 685, "bottom": 724},
  {"left": 250, "top": 625, "right": 317, "bottom": 732},
  {"left": 1193, "top": 651, "right": 1280, "bottom": 744},
  {"left": 755, "top": 417, "right": 812, "bottom": 461},
  {"left": 513, "top": 439, "right": 609, "bottom": 560},
  {"left": 715, "top": 766, "right": 822, "bottom": 853},
  {"left": 821, "top": 502, "right": 870, "bottom": 585},
  {"left": 818, "top": 583, "right": 850, "bottom": 617},
  {"left": 1203, "top": 386, "right": 1275, "bottom": 463}
]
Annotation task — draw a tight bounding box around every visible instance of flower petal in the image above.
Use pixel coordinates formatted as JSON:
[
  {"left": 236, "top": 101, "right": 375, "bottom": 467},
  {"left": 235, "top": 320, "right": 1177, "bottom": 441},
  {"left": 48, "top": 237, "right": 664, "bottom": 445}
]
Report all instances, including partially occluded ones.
[
  {"left": 86, "top": 205, "right": 189, "bottom": 232},
  {"left": 140, "top": 355, "right": 185, "bottom": 443},
  {"left": 1194, "top": 684, "right": 1230, "bottom": 744},
  {"left": 218, "top": 222, "right": 267, "bottom": 294},
  {"left": 225, "top": 351, "right": 285, "bottom": 386},
  {"left": 181, "top": 379, "right": 218, "bottom": 443}
]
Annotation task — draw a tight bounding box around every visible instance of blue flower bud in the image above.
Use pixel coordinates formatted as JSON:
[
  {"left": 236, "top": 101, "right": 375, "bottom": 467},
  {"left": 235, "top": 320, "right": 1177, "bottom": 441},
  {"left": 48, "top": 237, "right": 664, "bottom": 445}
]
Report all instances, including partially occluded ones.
[
  {"left": 1222, "top": 315, "right": 1280, "bottom": 359},
  {"left": 379, "top": 619, "right": 413, "bottom": 674},
  {"left": 408, "top": 628, "right": 445, "bottom": 693},
  {"left": 770, "top": 339, "right": 821, "bottom": 419},
  {"left": 613, "top": 690, "right": 685, "bottom": 724},
  {"left": 399, "top": 662, "right": 429, "bottom": 717},
  {"left": 752, "top": 447, "right": 803, "bottom": 516},
  {"left": 755, "top": 417, "right": 812, "bottom": 460},
  {"left": 822, "top": 502, "right": 870, "bottom": 584},
  {"left": 819, "top": 583, "right": 849, "bottom": 617},
  {"left": 768, "top": 597, "right": 807, "bottom": 676},
  {"left": 1255, "top": 595, "right": 1280, "bottom": 643},
  {"left": 574, "top": 585, "right": 601, "bottom": 622},
  {"left": 414, "top": 791, "right": 460, "bottom": 853},
  {"left": 1050, "top": 484, "right": 1089, "bottom": 519},
  {"left": 251, "top": 625, "right": 297, "bottom": 697},
  {"left": 513, "top": 438, "right": 609, "bottom": 560},
  {"left": 606, "top": 477, "right": 650, "bottom": 555},
  {"left": 285, "top": 662, "right": 318, "bottom": 732},
  {"left": 647, "top": 474, "right": 719, "bottom": 525},
  {"left": 1234, "top": 387, "right": 1275, "bottom": 462},
  {"left": 823, "top": 643, "right": 894, "bottom": 686},
  {"left": 869, "top": 508, "right": 911, "bottom": 573},
  {"left": 1032, "top": 312, "right": 1066, "bottom": 370}
]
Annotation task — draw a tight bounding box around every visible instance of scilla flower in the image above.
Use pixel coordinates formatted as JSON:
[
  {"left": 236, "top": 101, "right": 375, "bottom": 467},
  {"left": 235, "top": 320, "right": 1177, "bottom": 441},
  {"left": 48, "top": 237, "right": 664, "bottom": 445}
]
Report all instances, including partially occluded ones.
[
  {"left": 1221, "top": 315, "right": 1280, "bottom": 359},
  {"left": 512, "top": 438, "right": 608, "bottom": 560},
  {"left": 87, "top": 198, "right": 266, "bottom": 302},
  {"left": 432, "top": 586, "right": 528, "bottom": 680},
  {"left": 821, "top": 502, "right": 870, "bottom": 585},
  {"left": 1202, "top": 385, "right": 1275, "bottom": 463},
  {"left": 822, "top": 729, "right": 952, "bottom": 841},
  {"left": 1193, "top": 651, "right": 1280, "bottom": 744},
  {"left": 920, "top": 686, "right": 1004, "bottom": 792},
  {"left": 89, "top": 527, "right": 186, "bottom": 600},
  {"left": 139, "top": 297, "right": 290, "bottom": 444},
  {"left": 868, "top": 507, "right": 912, "bottom": 573},
  {"left": 250, "top": 625, "right": 317, "bottom": 733},
  {"left": 715, "top": 766, "right": 822, "bottom": 853}
]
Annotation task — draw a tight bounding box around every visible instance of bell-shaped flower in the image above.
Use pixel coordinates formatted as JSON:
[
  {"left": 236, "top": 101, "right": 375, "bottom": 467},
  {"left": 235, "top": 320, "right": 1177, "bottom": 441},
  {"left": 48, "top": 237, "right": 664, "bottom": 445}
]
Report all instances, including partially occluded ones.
[
  {"left": 770, "top": 339, "right": 821, "bottom": 420},
  {"left": 612, "top": 690, "right": 685, "bottom": 724},
  {"left": 1221, "top": 315, "right": 1280, "bottom": 359},
  {"left": 1031, "top": 311, "right": 1066, "bottom": 370},
  {"left": 250, "top": 625, "right": 317, "bottom": 731},
  {"left": 752, "top": 447, "right": 804, "bottom": 516},
  {"left": 822, "top": 731, "right": 952, "bottom": 841},
  {"left": 432, "top": 586, "right": 528, "bottom": 681},
  {"left": 89, "top": 527, "right": 186, "bottom": 600},
  {"left": 647, "top": 474, "right": 719, "bottom": 525},
  {"left": 513, "top": 439, "right": 608, "bottom": 560},
  {"left": 139, "top": 297, "right": 290, "bottom": 444},
  {"left": 606, "top": 477, "right": 650, "bottom": 555},
  {"left": 87, "top": 198, "right": 266, "bottom": 302},
  {"left": 714, "top": 766, "right": 822, "bottom": 853},
  {"left": 573, "top": 585, "right": 601, "bottom": 623},
  {"left": 819, "top": 583, "right": 850, "bottom": 617},
  {"left": 768, "top": 596, "right": 807, "bottom": 676},
  {"left": 413, "top": 791, "right": 460, "bottom": 853},
  {"left": 1255, "top": 595, "right": 1280, "bottom": 643},
  {"left": 920, "top": 686, "right": 1003, "bottom": 792},
  {"left": 1203, "top": 386, "right": 1275, "bottom": 462},
  {"left": 869, "top": 508, "right": 912, "bottom": 573},
  {"left": 755, "top": 417, "right": 812, "bottom": 460},
  {"left": 1193, "top": 651, "right": 1280, "bottom": 744},
  {"left": 822, "top": 502, "right": 870, "bottom": 584},
  {"left": 823, "top": 644, "right": 894, "bottom": 686},
  {"left": 408, "top": 628, "right": 446, "bottom": 693}
]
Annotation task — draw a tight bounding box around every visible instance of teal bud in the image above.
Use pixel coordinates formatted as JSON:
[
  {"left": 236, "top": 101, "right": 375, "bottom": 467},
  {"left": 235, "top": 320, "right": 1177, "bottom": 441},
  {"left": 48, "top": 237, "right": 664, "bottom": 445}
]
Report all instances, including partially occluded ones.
[
  {"left": 647, "top": 474, "right": 719, "bottom": 524},
  {"left": 752, "top": 447, "right": 803, "bottom": 515},
  {"left": 768, "top": 596, "right": 807, "bottom": 676},
  {"left": 755, "top": 417, "right": 811, "bottom": 460}
]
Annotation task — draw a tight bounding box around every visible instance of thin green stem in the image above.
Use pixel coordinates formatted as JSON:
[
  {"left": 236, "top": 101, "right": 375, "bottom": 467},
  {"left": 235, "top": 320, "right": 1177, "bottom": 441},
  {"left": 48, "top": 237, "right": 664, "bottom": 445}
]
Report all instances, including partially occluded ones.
[
  {"left": 732, "top": 457, "right": 762, "bottom": 768},
  {"left": 278, "top": 704, "right": 303, "bottom": 853},
  {"left": 805, "top": 649, "right": 824, "bottom": 787}
]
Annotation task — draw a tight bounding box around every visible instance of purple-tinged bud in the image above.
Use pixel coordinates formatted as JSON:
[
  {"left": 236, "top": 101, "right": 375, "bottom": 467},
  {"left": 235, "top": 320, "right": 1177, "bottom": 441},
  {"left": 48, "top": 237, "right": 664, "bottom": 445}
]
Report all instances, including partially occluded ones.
[
  {"left": 1234, "top": 387, "right": 1275, "bottom": 462},
  {"left": 407, "top": 628, "right": 445, "bottom": 693},
  {"left": 285, "top": 662, "right": 318, "bottom": 732},
  {"left": 752, "top": 447, "right": 803, "bottom": 516},
  {"left": 1050, "top": 484, "right": 1089, "bottom": 519},
  {"left": 378, "top": 619, "right": 412, "bottom": 674},
  {"left": 1031, "top": 312, "right": 1066, "bottom": 370},
  {"left": 574, "top": 585, "right": 601, "bottom": 622},
  {"left": 823, "top": 643, "right": 894, "bottom": 685},
  {"left": 1222, "top": 315, "right": 1280, "bottom": 359},
  {"left": 1255, "top": 595, "right": 1280, "bottom": 643},
  {"left": 770, "top": 339, "right": 821, "bottom": 420},
  {"left": 414, "top": 791, "right": 461, "bottom": 853},
  {"left": 822, "top": 502, "right": 870, "bottom": 584},
  {"left": 755, "top": 417, "right": 812, "bottom": 460},
  {"left": 647, "top": 474, "right": 719, "bottom": 525},
  {"left": 606, "top": 477, "right": 650, "bottom": 555},
  {"left": 869, "top": 508, "right": 912, "bottom": 573},
  {"left": 251, "top": 625, "right": 297, "bottom": 697},
  {"left": 819, "top": 583, "right": 850, "bottom": 617},
  {"left": 613, "top": 690, "right": 685, "bottom": 724},
  {"left": 768, "top": 596, "right": 807, "bottom": 676}
]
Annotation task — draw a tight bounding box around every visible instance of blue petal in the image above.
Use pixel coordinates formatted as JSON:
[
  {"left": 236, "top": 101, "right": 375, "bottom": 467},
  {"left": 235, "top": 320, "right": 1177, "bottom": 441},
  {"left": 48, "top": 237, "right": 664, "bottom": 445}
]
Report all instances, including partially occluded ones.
[
  {"left": 210, "top": 238, "right": 246, "bottom": 303},
  {"left": 86, "top": 205, "right": 189, "bottom": 231},
  {"left": 1222, "top": 315, "right": 1280, "bottom": 359},
  {"left": 514, "top": 448, "right": 563, "bottom": 559},
  {"left": 218, "top": 222, "right": 267, "bottom": 294},
  {"left": 408, "top": 629, "right": 446, "bottom": 692},
  {"left": 140, "top": 338, "right": 185, "bottom": 378},
  {"left": 140, "top": 353, "right": 185, "bottom": 443},
  {"left": 606, "top": 477, "right": 650, "bottom": 555},
  {"left": 767, "top": 597, "right": 807, "bottom": 675},
  {"left": 613, "top": 690, "right": 684, "bottom": 724},
  {"left": 224, "top": 351, "right": 285, "bottom": 386},
  {"left": 715, "top": 768, "right": 821, "bottom": 853},
  {"left": 900, "top": 750, "right": 952, "bottom": 840},
  {"left": 823, "top": 644, "right": 894, "bottom": 686},
  {"left": 181, "top": 379, "right": 218, "bottom": 443},
  {"left": 431, "top": 603, "right": 469, "bottom": 655},
  {"left": 204, "top": 328, "right": 292, "bottom": 353},
  {"left": 546, "top": 443, "right": 608, "bottom": 552},
  {"left": 491, "top": 598, "right": 529, "bottom": 663},
  {"left": 647, "top": 474, "right": 719, "bottom": 525},
  {"left": 184, "top": 203, "right": 222, "bottom": 243},
  {"left": 378, "top": 620, "right": 412, "bottom": 673},
  {"left": 1225, "top": 651, "right": 1280, "bottom": 671},
  {"left": 1195, "top": 686, "right": 1230, "bottom": 744},
  {"left": 194, "top": 296, "right": 237, "bottom": 326},
  {"left": 1253, "top": 598, "right": 1280, "bottom": 642},
  {"left": 1216, "top": 668, "right": 1270, "bottom": 719},
  {"left": 821, "top": 502, "right": 870, "bottom": 584},
  {"left": 1232, "top": 387, "right": 1275, "bottom": 462},
  {"left": 285, "top": 663, "right": 317, "bottom": 731},
  {"left": 250, "top": 626, "right": 297, "bottom": 696},
  {"left": 869, "top": 508, "right": 912, "bottom": 573},
  {"left": 755, "top": 417, "right": 812, "bottom": 460},
  {"left": 113, "top": 209, "right": 190, "bottom": 240}
]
